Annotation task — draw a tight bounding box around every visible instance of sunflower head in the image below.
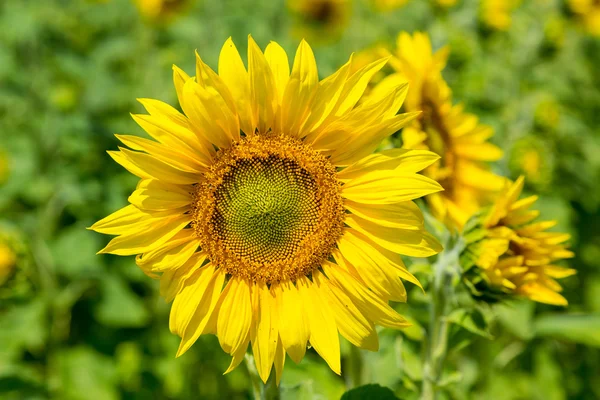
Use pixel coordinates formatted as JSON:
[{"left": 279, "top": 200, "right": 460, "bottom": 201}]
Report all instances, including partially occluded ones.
[
  {"left": 460, "top": 177, "right": 575, "bottom": 305},
  {"left": 568, "top": 0, "right": 600, "bottom": 37},
  {"left": 380, "top": 32, "right": 504, "bottom": 229},
  {"left": 509, "top": 137, "right": 554, "bottom": 190},
  {"left": 91, "top": 36, "right": 443, "bottom": 383}
]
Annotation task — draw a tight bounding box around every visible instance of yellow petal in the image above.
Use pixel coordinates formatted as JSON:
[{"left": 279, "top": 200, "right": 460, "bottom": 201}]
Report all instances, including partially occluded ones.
[
  {"left": 297, "top": 275, "right": 341, "bottom": 375},
  {"left": 180, "top": 79, "right": 239, "bottom": 148},
  {"left": 194, "top": 51, "right": 237, "bottom": 116},
  {"left": 338, "top": 149, "right": 440, "bottom": 181},
  {"left": 116, "top": 134, "right": 205, "bottom": 173},
  {"left": 281, "top": 40, "right": 318, "bottom": 137},
  {"left": 169, "top": 263, "right": 216, "bottom": 335},
  {"left": 159, "top": 251, "right": 207, "bottom": 302},
  {"left": 323, "top": 261, "right": 411, "bottom": 330},
  {"left": 274, "top": 336, "right": 286, "bottom": 386},
  {"left": 329, "top": 112, "right": 422, "bottom": 166},
  {"left": 275, "top": 281, "right": 309, "bottom": 364},
  {"left": 139, "top": 235, "right": 200, "bottom": 273},
  {"left": 265, "top": 41, "right": 290, "bottom": 102},
  {"left": 217, "top": 276, "right": 253, "bottom": 355},
  {"left": 131, "top": 108, "right": 213, "bottom": 165},
  {"left": 345, "top": 215, "right": 442, "bottom": 257},
  {"left": 345, "top": 200, "right": 423, "bottom": 230},
  {"left": 251, "top": 282, "right": 279, "bottom": 383},
  {"left": 98, "top": 213, "right": 191, "bottom": 255},
  {"left": 89, "top": 204, "right": 146, "bottom": 235},
  {"left": 318, "top": 271, "right": 379, "bottom": 351},
  {"left": 342, "top": 170, "right": 443, "bottom": 204},
  {"left": 175, "top": 267, "right": 226, "bottom": 356},
  {"left": 453, "top": 142, "right": 503, "bottom": 162},
  {"left": 128, "top": 179, "right": 192, "bottom": 211},
  {"left": 117, "top": 148, "right": 201, "bottom": 185},
  {"left": 337, "top": 231, "right": 407, "bottom": 302},
  {"left": 248, "top": 36, "right": 278, "bottom": 134},
  {"left": 334, "top": 57, "right": 389, "bottom": 116},
  {"left": 218, "top": 37, "right": 255, "bottom": 135},
  {"left": 107, "top": 150, "right": 152, "bottom": 180}
]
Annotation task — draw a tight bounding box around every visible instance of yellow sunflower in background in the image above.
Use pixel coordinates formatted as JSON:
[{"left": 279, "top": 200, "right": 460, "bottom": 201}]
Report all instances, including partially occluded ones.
[
  {"left": 90, "top": 36, "right": 443, "bottom": 383},
  {"left": 288, "top": 0, "right": 351, "bottom": 44},
  {"left": 368, "top": 0, "right": 410, "bottom": 12},
  {"left": 378, "top": 32, "right": 504, "bottom": 230},
  {"left": 0, "top": 243, "right": 16, "bottom": 286},
  {"left": 133, "top": 0, "right": 192, "bottom": 23},
  {"left": 462, "top": 177, "right": 575, "bottom": 305},
  {"left": 435, "top": 0, "right": 458, "bottom": 8},
  {"left": 568, "top": 0, "right": 600, "bottom": 37},
  {"left": 480, "top": 0, "right": 521, "bottom": 31}
]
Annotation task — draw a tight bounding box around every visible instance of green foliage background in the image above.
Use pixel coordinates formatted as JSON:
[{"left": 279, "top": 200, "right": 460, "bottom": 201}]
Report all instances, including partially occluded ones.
[{"left": 0, "top": 0, "right": 599, "bottom": 399}]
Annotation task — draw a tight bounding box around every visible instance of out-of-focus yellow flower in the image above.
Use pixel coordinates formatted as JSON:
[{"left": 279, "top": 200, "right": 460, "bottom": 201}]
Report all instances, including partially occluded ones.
[
  {"left": 90, "top": 36, "right": 442, "bottom": 383},
  {"left": 509, "top": 137, "right": 553, "bottom": 189},
  {"left": 462, "top": 177, "right": 575, "bottom": 305},
  {"left": 377, "top": 32, "right": 504, "bottom": 229},
  {"left": 534, "top": 98, "right": 560, "bottom": 131},
  {"left": 480, "top": 0, "right": 521, "bottom": 31},
  {"left": 288, "top": 0, "right": 351, "bottom": 44},
  {"left": 568, "top": 0, "right": 600, "bottom": 37},
  {"left": 368, "top": 0, "right": 409, "bottom": 12},
  {"left": 0, "top": 243, "right": 16, "bottom": 286},
  {"left": 0, "top": 150, "right": 9, "bottom": 184},
  {"left": 435, "top": 0, "right": 458, "bottom": 8},
  {"left": 133, "top": 0, "right": 191, "bottom": 23}
]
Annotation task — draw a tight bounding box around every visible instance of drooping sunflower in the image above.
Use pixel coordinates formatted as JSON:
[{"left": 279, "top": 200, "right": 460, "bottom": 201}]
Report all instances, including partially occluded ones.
[
  {"left": 287, "top": 0, "right": 351, "bottom": 44},
  {"left": 379, "top": 32, "right": 504, "bottom": 229},
  {"left": 90, "top": 37, "right": 443, "bottom": 383},
  {"left": 568, "top": 0, "right": 600, "bottom": 37},
  {"left": 461, "top": 176, "right": 575, "bottom": 305}
]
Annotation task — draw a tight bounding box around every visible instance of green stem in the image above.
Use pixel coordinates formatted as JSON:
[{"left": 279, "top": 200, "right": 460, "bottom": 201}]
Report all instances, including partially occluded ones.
[
  {"left": 346, "top": 345, "right": 363, "bottom": 388},
  {"left": 421, "top": 239, "right": 460, "bottom": 400},
  {"left": 244, "top": 354, "right": 281, "bottom": 400}
]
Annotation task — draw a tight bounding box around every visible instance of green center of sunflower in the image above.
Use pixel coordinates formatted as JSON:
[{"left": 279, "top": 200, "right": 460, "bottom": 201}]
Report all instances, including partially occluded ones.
[
  {"left": 192, "top": 135, "right": 344, "bottom": 284},
  {"left": 212, "top": 156, "right": 319, "bottom": 263}
]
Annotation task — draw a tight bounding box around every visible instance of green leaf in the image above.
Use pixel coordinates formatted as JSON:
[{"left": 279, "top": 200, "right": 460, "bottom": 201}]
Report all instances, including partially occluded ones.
[
  {"left": 446, "top": 308, "right": 493, "bottom": 339},
  {"left": 94, "top": 274, "right": 150, "bottom": 328},
  {"left": 534, "top": 313, "right": 600, "bottom": 347},
  {"left": 341, "top": 384, "right": 399, "bottom": 400}
]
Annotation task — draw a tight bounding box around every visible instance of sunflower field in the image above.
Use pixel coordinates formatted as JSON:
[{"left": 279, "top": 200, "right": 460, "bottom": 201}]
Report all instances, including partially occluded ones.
[{"left": 1, "top": 0, "right": 599, "bottom": 399}]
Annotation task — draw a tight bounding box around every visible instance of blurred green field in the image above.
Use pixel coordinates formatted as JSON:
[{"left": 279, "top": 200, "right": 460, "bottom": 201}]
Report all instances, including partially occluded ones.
[{"left": 0, "top": 0, "right": 599, "bottom": 399}]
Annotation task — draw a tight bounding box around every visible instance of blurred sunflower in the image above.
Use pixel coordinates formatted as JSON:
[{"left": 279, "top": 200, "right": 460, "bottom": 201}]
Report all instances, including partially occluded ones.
[
  {"left": 461, "top": 177, "right": 575, "bottom": 305},
  {"left": 509, "top": 137, "right": 554, "bottom": 190},
  {"left": 91, "top": 36, "right": 443, "bottom": 383},
  {"left": 0, "top": 243, "right": 16, "bottom": 287},
  {"left": 379, "top": 32, "right": 504, "bottom": 229},
  {"left": 480, "top": 0, "right": 521, "bottom": 31},
  {"left": 368, "top": 0, "right": 409, "bottom": 12},
  {"left": 288, "top": 0, "right": 351, "bottom": 43},
  {"left": 133, "top": 0, "right": 192, "bottom": 23},
  {"left": 435, "top": 0, "right": 458, "bottom": 8},
  {"left": 568, "top": 0, "right": 600, "bottom": 37}
]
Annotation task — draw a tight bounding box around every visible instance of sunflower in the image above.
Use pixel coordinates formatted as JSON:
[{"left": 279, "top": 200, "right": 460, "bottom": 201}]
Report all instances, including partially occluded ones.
[
  {"left": 287, "top": 0, "right": 351, "bottom": 44},
  {"left": 461, "top": 177, "right": 575, "bottom": 305},
  {"left": 568, "top": 0, "right": 600, "bottom": 37},
  {"left": 90, "top": 37, "right": 443, "bottom": 383},
  {"left": 480, "top": 0, "right": 521, "bottom": 31},
  {"left": 379, "top": 32, "right": 504, "bottom": 229},
  {"left": 133, "top": 0, "right": 191, "bottom": 23},
  {"left": 0, "top": 243, "right": 16, "bottom": 287}
]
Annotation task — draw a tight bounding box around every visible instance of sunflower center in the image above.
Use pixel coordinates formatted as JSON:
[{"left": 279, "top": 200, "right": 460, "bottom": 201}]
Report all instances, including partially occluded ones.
[{"left": 192, "top": 135, "right": 344, "bottom": 284}]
